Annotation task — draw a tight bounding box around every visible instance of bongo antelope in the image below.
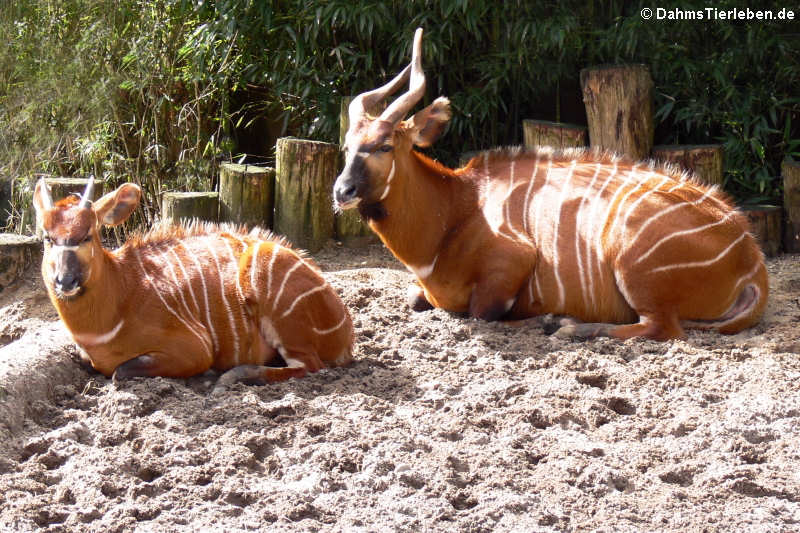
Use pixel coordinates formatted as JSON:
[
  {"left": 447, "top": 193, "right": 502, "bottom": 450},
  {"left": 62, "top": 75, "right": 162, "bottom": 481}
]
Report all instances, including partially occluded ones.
[
  {"left": 33, "top": 180, "right": 353, "bottom": 388},
  {"left": 332, "top": 28, "right": 767, "bottom": 341}
]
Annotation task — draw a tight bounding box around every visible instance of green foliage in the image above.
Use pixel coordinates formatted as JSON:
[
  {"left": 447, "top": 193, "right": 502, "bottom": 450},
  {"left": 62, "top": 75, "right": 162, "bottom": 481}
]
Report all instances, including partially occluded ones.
[{"left": 1, "top": 0, "right": 797, "bottom": 232}]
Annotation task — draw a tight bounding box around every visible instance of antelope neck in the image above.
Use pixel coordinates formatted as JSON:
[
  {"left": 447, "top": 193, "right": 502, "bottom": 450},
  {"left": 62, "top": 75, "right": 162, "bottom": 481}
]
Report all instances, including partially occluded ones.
[
  {"left": 57, "top": 250, "right": 125, "bottom": 341},
  {"left": 372, "top": 153, "right": 463, "bottom": 272}
]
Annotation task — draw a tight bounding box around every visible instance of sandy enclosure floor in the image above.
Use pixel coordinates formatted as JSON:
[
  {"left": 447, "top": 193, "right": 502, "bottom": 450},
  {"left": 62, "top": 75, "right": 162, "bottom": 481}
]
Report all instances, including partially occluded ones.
[{"left": 0, "top": 242, "right": 798, "bottom": 532}]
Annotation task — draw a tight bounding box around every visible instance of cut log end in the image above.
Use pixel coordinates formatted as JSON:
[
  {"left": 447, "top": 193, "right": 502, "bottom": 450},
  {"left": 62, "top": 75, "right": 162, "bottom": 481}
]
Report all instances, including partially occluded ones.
[{"left": 161, "top": 192, "right": 219, "bottom": 226}]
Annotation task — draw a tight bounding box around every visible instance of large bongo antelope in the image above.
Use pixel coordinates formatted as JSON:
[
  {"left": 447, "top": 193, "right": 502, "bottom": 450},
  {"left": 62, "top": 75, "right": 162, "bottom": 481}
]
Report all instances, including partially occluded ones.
[
  {"left": 333, "top": 28, "right": 767, "bottom": 341},
  {"left": 33, "top": 179, "right": 353, "bottom": 389}
]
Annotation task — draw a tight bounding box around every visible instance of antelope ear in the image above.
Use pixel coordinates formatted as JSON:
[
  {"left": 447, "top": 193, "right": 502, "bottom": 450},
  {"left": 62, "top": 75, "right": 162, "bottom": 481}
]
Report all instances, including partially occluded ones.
[
  {"left": 407, "top": 97, "right": 451, "bottom": 148},
  {"left": 93, "top": 183, "right": 141, "bottom": 226},
  {"left": 32, "top": 179, "right": 54, "bottom": 231},
  {"left": 32, "top": 178, "right": 52, "bottom": 214}
]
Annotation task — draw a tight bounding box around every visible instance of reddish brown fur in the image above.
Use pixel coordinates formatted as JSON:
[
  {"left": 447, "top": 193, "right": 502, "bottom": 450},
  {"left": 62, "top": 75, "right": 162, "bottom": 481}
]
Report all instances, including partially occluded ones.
[
  {"left": 34, "top": 182, "right": 353, "bottom": 386},
  {"left": 333, "top": 29, "right": 767, "bottom": 341}
]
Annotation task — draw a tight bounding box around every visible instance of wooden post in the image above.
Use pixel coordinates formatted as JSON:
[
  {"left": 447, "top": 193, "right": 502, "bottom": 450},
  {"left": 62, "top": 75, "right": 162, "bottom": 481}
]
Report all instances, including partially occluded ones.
[
  {"left": 337, "top": 97, "right": 379, "bottom": 245},
  {"left": 580, "top": 65, "right": 654, "bottom": 159},
  {"left": 741, "top": 205, "right": 782, "bottom": 257},
  {"left": 522, "top": 119, "right": 587, "bottom": 149},
  {"left": 161, "top": 192, "right": 219, "bottom": 225},
  {"left": 651, "top": 145, "right": 724, "bottom": 186},
  {"left": 218, "top": 162, "right": 275, "bottom": 229},
  {"left": 783, "top": 158, "right": 800, "bottom": 253},
  {"left": 0, "top": 234, "right": 41, "bottom": 292},
  {"left": 274, "top": 138, "right": 338, "bottom": 253}
]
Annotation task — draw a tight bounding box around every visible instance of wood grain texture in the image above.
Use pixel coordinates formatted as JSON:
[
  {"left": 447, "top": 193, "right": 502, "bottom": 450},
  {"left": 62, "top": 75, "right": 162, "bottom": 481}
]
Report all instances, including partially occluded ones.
[
  {"left": 782, "top": 158, "right": 800, "bottom": 253},
  {"left": 162, "top": 192, "right": 219, "bottom": 225},
  {"left": 581, "top": 65, "right": 654, "bottom": 159},
  {"left": 275, "top": 137, "right": 337, "bottom": 252},
  {"left": 652, "top": 145, "right": 724, "bottom": 186},
  {"left": 218, "top": 162, "right": 275, "bottom": 229},
  {"left": 522, "top": 119, "right": 587, "bottom": 150}
]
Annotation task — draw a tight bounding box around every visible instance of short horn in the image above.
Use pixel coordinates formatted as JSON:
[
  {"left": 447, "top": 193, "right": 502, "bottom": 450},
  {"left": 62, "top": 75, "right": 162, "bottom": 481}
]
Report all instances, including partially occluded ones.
[
  {"left": 79, "top": 178, "right": 95, "bottom": 209},
  {"left": 379, "top": 27, "right": 426, "bottom": 124}
]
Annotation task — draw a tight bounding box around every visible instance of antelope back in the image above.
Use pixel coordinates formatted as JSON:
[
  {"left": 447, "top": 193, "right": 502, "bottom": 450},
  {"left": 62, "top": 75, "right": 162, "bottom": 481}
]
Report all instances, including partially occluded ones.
[{"left": 469, "top": 146, "right": 766, "bottom": 333}]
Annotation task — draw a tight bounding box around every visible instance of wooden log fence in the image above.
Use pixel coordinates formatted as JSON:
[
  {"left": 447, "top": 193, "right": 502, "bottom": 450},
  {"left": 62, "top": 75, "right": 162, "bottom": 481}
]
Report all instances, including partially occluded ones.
[
  {"left": 274, "top": 138, "right": 338, "bottom": 253},
  {"left": 218, "top": 163, "right": 275, "bottom": 229},
  {"left": 522, "top": 119, "right": 587, "bottom": 150},
  {"left": 783, "top": 158, "right": 800, "bottom": 253},
  {"left": 651, "top": 144, "right": 724, "bottom": 187},
  {"left": 580, "top": 64, "right": 654, "bottom": 160},
  {"left": 161, "top": 192, "right": 219, "bottom": 226}
]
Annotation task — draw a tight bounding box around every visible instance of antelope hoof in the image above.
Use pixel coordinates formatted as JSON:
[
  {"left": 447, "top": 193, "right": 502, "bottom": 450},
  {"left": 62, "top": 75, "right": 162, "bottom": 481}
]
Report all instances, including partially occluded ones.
[
  {"left": 539, "top": 314, "right": 580, "bottom": 335},
  {"left": 112, "top": 354, "right": 156, "bottom": 384},
  {"left": 552, "top": 323, "right": 609, "bottom": 340},
  {"left": 407, "top": 285, "right": 434, "bottom": 312}
]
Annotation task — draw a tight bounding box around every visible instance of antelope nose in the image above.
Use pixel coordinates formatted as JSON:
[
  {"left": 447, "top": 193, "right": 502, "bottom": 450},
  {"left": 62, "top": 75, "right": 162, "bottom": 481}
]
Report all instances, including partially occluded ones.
[
  {"left": 55, "top": 271, "right": 80, "bottom": 293},
  {"left": 334, "top": 179, "right": 358, "bottom": 206}
]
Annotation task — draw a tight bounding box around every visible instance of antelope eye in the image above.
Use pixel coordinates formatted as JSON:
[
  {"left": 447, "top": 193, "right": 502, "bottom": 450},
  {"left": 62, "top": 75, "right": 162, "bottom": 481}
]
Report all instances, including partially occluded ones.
[
  {"left": 43, "top": 235, "right": 52, "bottom": 244},
  {"left": 82, "top": 234, "right": 92, "bottom": 243},
  {"left": 378, "top": 144, "right": 393, "bottom": 153}
]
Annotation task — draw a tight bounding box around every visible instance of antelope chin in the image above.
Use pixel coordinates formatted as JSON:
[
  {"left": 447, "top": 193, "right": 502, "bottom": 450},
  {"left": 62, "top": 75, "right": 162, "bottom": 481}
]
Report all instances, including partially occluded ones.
[
  {"left": 54, "top": 286, "right": 83, "bottom": 300},
  {"left": 335, "top": 197, "right": 361, "bottom": 210}
]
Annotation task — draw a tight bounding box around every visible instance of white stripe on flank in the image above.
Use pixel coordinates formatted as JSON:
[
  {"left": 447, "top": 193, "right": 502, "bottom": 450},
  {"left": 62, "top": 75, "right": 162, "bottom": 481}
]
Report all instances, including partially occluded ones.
[
  {"left": 73, "top": 319, "right": 125, "bottom": 346},
  {"left": 501, "top": 160, "right": 534, "bottom": 244},
  {"left": 626, "top": 186, "right": 715, "bottom": 252},
  {"left": 650, "top": 231, "right": 747, "bottom": 273},
  {"left": 265, "top": 244, "right": 282, "bottom": 301},
  {"left": 605, "top": 168, "right": 653, "bottom": 242},
  {"left": 272, "top": 260, "right": 304, "bottom": 312},
  {"left": 532, "top": 157, "right": 554, "bottom": 246},
  {"left": 550, "top": 159, "right": 577, "bottom": 310},
  {"left": 160, "top": 251, "right": 198, "bottom": 328},
  {"left": 205, "top": 240, "right": 239, "bottom": 364},
  {"left": 584, "top": 162, "right": 618, "bottom": 313},
  {"left": 683, "top": 258, "right": 764, "bottom": 329},
  {"left": 527, "top": 274, "right": 535, "bottom": 308},
  {"left": 223, "top": 239, "right": 248, "bottom": 367},
  {"left": 594, "top": 165, "right": 640, "bottom": 282},
  {"left": 504, "top": 160, "right": 515, "bottom": 232},
  {"left": 521, "top": 153, "right": 541, "bottom": 236},
  {"left": 187, "top": 246, "right": 219, "bottom": 356},
  {"left": 618, "top": 174, "right": 671, "bottom": 244},
  {"left": 666, "top": 181, "right": 684, "bottom": 194},
  {"left": 281, "top": 283, "right": 327, "bottom": 319},
  {"left": 574, "top": 163, "right": 603, "bottom": 308},
  {"left": 250, "top": 242, "right": 263, "bottom": 293},
  {"left": 168, "top": 247, "right": 201, "bottom": 316},
  {"left": 634, "top": 212, "right": 733, "bottom": 266},
  {"left": 312, "top": 312, "right": 348, "bottom": 336},
  {"left": 134, "top": 250, "right": 212, "bottom": 355}
]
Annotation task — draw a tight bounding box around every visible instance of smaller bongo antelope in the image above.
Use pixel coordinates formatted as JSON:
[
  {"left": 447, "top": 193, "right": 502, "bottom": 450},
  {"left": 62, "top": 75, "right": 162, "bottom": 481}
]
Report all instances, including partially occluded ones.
[
  {"left": 33, "top": 179, "right": 353, "bottom": 389},
  {"left": 333, "top": 28, "right": 768, "bottom": 341}
]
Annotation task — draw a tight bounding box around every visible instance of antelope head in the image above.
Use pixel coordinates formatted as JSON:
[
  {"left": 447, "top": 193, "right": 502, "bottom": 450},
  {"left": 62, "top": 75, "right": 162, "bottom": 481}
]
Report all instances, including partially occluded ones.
[
  {"left": 33, "top": 179, "right": 141, "bottom": 300},
  {"left": 333, "top": 28, "right": 452, "bottom": 217}
]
